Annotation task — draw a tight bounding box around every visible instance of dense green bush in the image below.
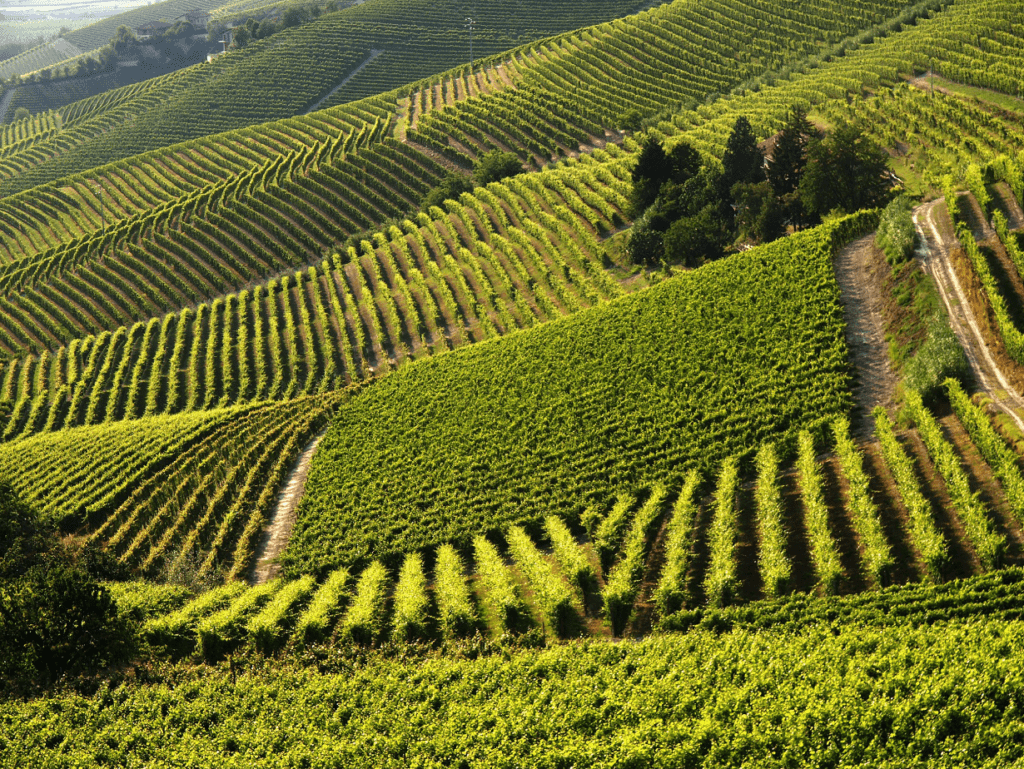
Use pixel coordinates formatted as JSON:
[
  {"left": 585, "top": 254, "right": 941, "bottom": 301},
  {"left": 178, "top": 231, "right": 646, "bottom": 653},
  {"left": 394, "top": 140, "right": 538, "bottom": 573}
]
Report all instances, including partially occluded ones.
[
  {"left": 903, "top": 315, "right": 969, "bottom": 403},
  {"left": 875, "top": 194, "right": 917, "bottom": 266},
  {"left": 473, "top": 151, "right": 522, "bottom": 185},
  {"left": 0, "top": 564, "right": 134, "bottom": 688}
]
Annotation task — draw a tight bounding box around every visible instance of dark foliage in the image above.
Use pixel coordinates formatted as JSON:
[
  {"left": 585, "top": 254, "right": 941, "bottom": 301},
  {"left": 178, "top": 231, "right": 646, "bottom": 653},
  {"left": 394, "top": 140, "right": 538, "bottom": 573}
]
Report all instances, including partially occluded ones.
[
  {"left": 473, "top": 150, "right": 522, "bottom": 185},
  {"left": 799, "top": 121, "right": 895, "bottom": 217},
  {"left": 0, "top": 482, "right": 136, "bottom": 690},
  {"left": 767, "top": 107, "right": 819, "bottom": 198},
  {"left": 421, "top": 172, "right": 475, "bottom": 210},
  {"left": 722, "top": 116, "right": 765, "bottom": 190},
  {"left": 663, "top": 206, "right": 728, "bottom": 267}
]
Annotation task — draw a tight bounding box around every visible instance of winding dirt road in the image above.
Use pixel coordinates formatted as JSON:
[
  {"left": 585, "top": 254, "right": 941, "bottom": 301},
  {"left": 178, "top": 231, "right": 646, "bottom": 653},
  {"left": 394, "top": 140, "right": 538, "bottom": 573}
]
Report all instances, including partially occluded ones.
[{"left": 914, "top": 199, "right": 1024, "bottom": 434}]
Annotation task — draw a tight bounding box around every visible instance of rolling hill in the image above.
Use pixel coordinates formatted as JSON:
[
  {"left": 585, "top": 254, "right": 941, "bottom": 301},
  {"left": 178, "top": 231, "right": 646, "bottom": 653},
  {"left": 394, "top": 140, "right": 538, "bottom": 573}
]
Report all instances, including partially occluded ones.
[{"left": 2, "top": 0, "right": 1024, "bottom": 762}]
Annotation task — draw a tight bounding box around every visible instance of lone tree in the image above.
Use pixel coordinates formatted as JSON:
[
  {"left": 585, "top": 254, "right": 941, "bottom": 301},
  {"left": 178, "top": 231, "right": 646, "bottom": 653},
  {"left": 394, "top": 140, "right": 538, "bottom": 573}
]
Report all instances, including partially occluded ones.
[
  {"left": 799, "top": 121, "right": 895, "bottom": 217},
  {"left": 721, "top": 116, "right": 765, "bottom": 190}
]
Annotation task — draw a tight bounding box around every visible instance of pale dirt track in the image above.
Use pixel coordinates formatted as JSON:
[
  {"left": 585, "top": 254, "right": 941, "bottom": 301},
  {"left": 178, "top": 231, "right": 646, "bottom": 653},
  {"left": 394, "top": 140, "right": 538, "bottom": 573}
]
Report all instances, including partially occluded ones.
[
  {"left": 833, "top": 232, "right": 897, "bottom": 437},
  {"left": 914, "top": 199, "right": 1024, "bottom": 434},
  {"left": 249, "top": 430, "right": 327, "bottom": 584}
]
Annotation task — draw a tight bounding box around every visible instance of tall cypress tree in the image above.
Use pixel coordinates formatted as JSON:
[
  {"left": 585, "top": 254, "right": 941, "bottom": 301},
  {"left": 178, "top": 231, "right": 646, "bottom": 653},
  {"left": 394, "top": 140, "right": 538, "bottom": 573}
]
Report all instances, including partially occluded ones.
[
  {"left": 629, "top": 138, "right": 669, "bottom": 216},
  {"left": 767, "top": 108, "right": 818, "bottom": 196},
  {"left": 722, "top": 116, "right": 765, "bottom": 190}
]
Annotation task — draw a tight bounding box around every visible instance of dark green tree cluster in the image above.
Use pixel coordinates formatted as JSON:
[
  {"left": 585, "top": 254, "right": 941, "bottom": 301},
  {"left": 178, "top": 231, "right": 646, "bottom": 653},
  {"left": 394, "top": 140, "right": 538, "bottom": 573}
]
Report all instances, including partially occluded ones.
[
  {"left": 766, "top": 108, "right": 894, "bottom": 228},
  {"left": 628, "top": 111, "right": 895, "bottom": 267},
  {"left": 0, "top": 482, "right": 134, "bottom": 691},
  {"left": 627, "top": 118, "right": 761, "bottom": 267},
  {"left": 421, "top": 151, "right": 522, "bottom": 210}
]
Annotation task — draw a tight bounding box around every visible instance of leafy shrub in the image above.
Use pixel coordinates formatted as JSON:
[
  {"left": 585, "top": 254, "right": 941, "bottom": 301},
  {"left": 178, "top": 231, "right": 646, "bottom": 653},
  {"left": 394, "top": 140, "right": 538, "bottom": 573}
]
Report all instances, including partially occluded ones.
[
  {"left": 473, "top": 151, "right": 522, "bottom": 185},
  {"left": 0, "top": 565, "right": 135, "bottom": 688},
  {"left": 903, "top": 316, "right": 968, "bottom": 404},
  {"left": 875, "top": 194, "right": 916, "bottom": 266}
]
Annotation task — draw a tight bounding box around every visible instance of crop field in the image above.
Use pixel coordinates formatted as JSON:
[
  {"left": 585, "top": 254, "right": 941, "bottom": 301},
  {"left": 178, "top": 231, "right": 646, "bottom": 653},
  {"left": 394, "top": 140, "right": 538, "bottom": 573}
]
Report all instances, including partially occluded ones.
[
  {"left": 93, "top": 375, "right": 1022, "bottom": 652},
  {"left": 0, "top": 0, "right": 914, "bottom": 247},
  {"left": 0, "top": 149, "right": 630, "bottom": 444},
  {"left": 3, "top": 0, "right": 1024, "bottom": 762},
  {"left": 287, "top": 214, "right": 866, "bottom": 571},
  {"left": 6, "top": 605, "right": 1024, "bottom": 765}
]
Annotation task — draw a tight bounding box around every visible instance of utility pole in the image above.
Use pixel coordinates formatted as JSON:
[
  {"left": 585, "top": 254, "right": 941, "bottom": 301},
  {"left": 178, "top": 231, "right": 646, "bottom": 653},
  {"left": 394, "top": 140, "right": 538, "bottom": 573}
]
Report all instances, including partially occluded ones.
[{"left": 465, "top": 17, "right": 475, "bottom": 72}]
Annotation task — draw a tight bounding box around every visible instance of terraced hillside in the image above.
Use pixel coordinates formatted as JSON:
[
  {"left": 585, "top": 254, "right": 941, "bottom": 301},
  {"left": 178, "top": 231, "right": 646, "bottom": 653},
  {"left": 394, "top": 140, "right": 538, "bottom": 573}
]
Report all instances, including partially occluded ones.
[
  {"left": 287, "top": 215, "right": 868, "bottom": 572},
  {"left": 0, "top": 0, "right": 918, "bottom": 235},
  {"left": 0, "top": 0, "right": 1017, "bottom": 540},
  {"left": 0, "top": 0, "right": 1007, "bottom": 453},
  {"left": 96, "top": 378, "right": 1024, "bottom": 651},
  {"left": 5, "top": 0, "right": 1024, "bottom": 763},
  {"left": 0, "top": 0, "right": 657, "bottom": 194}
]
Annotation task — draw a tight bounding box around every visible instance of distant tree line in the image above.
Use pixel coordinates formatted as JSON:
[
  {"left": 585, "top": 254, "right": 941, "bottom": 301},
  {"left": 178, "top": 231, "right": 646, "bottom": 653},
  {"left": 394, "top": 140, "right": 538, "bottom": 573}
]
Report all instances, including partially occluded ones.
[
  {"left": 2, "top": 21, "right": 208, "bottom": 92},
  {"left": 212, "top": 2, "right": 341, "bottom": 50}
]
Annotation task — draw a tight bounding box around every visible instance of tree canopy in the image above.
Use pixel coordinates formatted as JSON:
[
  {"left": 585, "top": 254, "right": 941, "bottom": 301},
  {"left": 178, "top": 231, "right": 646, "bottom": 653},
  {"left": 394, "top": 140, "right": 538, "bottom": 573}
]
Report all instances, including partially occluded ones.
[
  {"left": 722, "top": 116, "right": 765, "bottom": 190},
  {"left": 799, "top": 122, "right": 894, "bottom": 216}
]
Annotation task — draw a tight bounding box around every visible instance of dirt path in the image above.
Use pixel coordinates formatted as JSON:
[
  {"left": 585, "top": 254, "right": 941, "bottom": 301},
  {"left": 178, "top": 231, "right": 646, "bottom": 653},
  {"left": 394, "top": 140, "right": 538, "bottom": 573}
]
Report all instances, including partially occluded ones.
[
  {"left": 249, "top": 430, "right": 327, "bottom": 584},
  {"left": 914, "top": 199, "right": 1024, "bottom": 434},
  {"left": 306, "top": 50, "right": 384, "bottom": 115},
  {"left": 833, "top": 233, "right": 897, "bottom": 437}
]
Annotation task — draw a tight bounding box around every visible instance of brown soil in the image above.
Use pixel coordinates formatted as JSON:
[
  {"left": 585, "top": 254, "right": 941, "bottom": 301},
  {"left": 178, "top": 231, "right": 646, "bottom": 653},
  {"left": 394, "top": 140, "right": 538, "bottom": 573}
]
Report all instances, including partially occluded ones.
[
  {"left": 779, "top": 468, "right": 816, "bottom": 595},
  {"left": 249, "top": 430, "right": 327, "bottom": 584},
  {"left": 833, "top": 233, "right": 898, "bottom": 436},
  {"left": 939, "top": 412, "right": 1024, "bottom": 564},
  {"left": 625, "top": 515, "right": 670, "bottom": 637},
  {"left": 732, "top": 480, "right": 763, "bottom": 602},
  {"left": 819, "top": 457, "right": 866, "bottom": 594},
  {"left": 860, "top": 440, "right": 924, "bottom": 585},
  {"left": 949, "top": 245, "right": 1024, "bottom": 392},
  {"left": 683, "top": 493, "right": 713, "bottom": 608},
  {"left": 992, "top": 182, "right": 1024, "bottom": 230},
  {"left": 915, "top": 200, "right": 1024, "bottom": 427}
]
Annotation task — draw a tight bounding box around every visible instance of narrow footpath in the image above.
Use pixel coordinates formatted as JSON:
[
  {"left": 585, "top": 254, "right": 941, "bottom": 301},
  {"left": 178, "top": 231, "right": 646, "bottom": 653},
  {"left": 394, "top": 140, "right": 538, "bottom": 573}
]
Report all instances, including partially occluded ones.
[
  {"left": 306, "top": 49, "right": 384, "bottom": 114},
  {"left": 249, "top": 430, "right": 327, "bottom": 584}
]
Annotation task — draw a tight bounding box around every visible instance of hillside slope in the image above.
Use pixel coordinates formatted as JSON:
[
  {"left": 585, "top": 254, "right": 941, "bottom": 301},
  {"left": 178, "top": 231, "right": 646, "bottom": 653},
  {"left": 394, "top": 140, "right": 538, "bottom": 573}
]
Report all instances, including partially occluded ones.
[{"left": 286, "top": 215, "right": 868, "bottom": 573}]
